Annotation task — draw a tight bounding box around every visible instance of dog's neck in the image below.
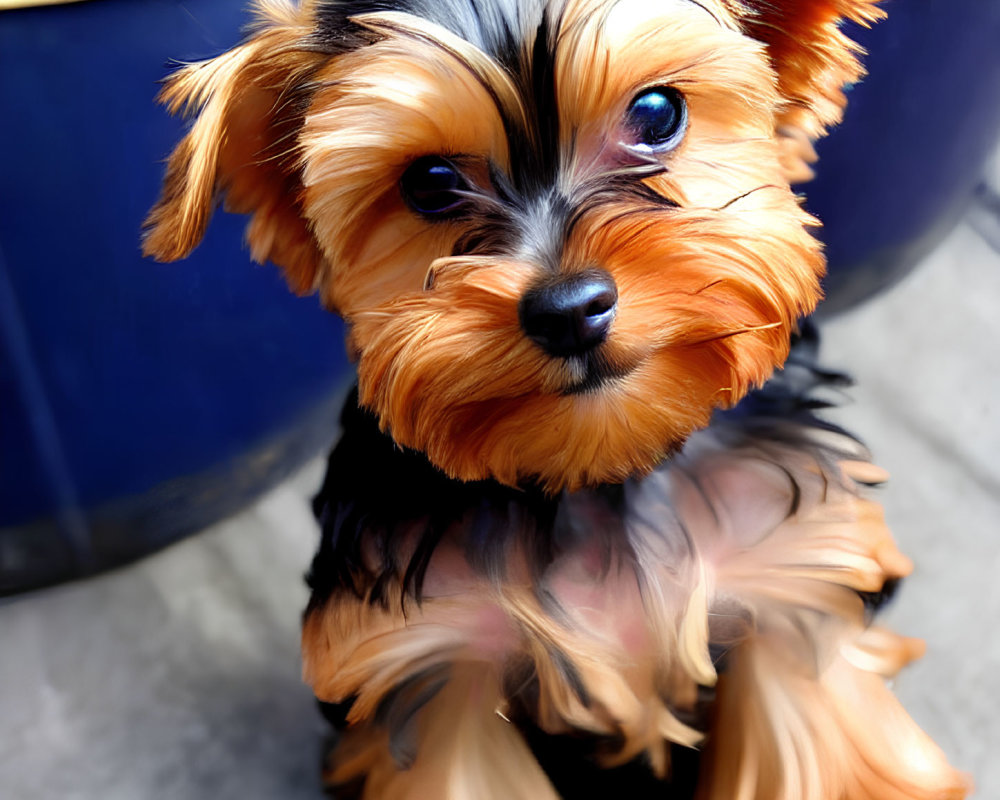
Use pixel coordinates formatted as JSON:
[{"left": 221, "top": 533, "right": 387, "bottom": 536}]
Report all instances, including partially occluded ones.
[{"left": 307, "top": 387, "right": 569, "bottom": 607}]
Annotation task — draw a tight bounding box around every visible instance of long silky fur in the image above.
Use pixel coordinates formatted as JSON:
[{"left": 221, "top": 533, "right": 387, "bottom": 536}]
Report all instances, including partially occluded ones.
[
  {"left": 142, "top": 0, "right": 875, "bottom": 490},
  {"left": 304, "top": 328, "right": 969, "bottom": 798},
  {"left": 143, "top": 1, "right": 969, "bottom": 798}
]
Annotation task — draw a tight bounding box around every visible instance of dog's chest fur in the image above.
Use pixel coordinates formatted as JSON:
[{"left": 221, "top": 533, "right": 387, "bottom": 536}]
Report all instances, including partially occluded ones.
[{"left": 300, "top": 333, "right": 922, "bottom": 798}]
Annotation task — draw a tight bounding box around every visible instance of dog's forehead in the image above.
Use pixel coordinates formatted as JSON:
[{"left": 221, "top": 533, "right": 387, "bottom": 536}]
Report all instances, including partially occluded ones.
[
  {"left": 317, "top": 0, "right": 548, "bottom": 60},
  {"left": 315, "top": 0, "right": 727, "bottom": 72},
  {"left": 313, "top": 0, "right": 731, "bottom": 196}
]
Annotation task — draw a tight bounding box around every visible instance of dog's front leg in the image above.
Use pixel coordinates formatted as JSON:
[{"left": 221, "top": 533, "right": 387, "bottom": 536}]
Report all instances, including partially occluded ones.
[{"left": 321, "top": 661, "right": 559, "bottom": 800}]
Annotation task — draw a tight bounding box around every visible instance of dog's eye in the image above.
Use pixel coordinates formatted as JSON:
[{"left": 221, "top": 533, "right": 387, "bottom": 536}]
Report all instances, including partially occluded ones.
[
  {"left": 625, "top": 87, "right": 686, "bottom": 150},
  {"left": 400, "top": 156, "right": 468, "bottom": 217}
]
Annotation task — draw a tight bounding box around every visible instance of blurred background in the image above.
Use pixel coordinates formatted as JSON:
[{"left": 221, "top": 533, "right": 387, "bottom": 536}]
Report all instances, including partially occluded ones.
[{"left": 1, "top": 0, "right": 998, "bottom": 797}]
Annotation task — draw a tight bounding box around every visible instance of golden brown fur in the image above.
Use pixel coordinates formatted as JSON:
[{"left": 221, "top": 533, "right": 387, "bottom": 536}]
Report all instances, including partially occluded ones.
[
  {"left": 145, "top": 1, "right": 968, "bottom": 797},
  {"left": 299, "top": 423, "right": 967, "bottom": 798},
  {"left": 144, "top": 0, "right": 840, "bottom": 489}
]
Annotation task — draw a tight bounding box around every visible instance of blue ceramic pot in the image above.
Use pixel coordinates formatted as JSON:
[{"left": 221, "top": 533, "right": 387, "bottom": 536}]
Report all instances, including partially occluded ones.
[
  {"left": 0, "top": 0, "right": 349, "bottom": 594},
  {"left": 809, "top": 0, "right": 1000, "bottom": 314}
]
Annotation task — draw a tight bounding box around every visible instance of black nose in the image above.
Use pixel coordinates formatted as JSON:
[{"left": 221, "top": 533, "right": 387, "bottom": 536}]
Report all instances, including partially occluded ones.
[{"left": 519, "top": 269, "right": 618, "bottom": 358}]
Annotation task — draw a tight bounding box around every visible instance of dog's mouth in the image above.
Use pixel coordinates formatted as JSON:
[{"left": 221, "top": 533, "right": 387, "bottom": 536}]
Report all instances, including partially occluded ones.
[{"left": 561, "top": 351, "right": 639, "bottom": 396}]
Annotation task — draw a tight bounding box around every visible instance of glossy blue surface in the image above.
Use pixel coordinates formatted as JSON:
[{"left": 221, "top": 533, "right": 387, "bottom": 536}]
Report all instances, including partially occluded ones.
[
  {"left": 0, "top": 0, "right": 348, "bottom": 591},
  {"left": 809, "top": 0, "right": 1000, "bottom": 313}
]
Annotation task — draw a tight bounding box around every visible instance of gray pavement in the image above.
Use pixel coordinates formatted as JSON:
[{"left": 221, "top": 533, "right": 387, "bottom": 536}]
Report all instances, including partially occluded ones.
[
  {"left": 823, "top": 220, "right": 1000, "bottom": 798},
  {"left": 2, "top": 166, "right": 998, "bottom": 798}
]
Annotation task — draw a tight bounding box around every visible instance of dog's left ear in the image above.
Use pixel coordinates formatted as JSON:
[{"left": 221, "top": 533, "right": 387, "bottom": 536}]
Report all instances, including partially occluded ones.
[
  {"left": 727, "top": 0, "right": 885, "bottom": 181},
  {"left": 143, "top": 7, "right": 328, "bottom": 293}
]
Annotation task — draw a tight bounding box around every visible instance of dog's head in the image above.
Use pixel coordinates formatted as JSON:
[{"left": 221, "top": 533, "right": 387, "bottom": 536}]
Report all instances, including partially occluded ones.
[{"left": 145, "top": 0, "right": 881, "bottom": 491}]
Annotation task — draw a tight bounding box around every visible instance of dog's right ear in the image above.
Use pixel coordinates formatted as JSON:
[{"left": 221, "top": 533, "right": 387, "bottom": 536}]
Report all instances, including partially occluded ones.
[
  {"left": 724, "top": 0, "right": 885, "bottom": 183},
  {"left": 143, "top": 4, "right": 329, "bottom": 293}
]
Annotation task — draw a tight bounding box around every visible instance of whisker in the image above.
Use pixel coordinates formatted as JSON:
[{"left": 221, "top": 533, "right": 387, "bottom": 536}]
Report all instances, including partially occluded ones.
[
  {"left": 690, "top": 278, "right": 727, "bottom": 295},
  {"left": 715, "top": 184, "right": 783, "bottom": 211},
  {"left": 684, "top": 320, "right": 783, "bottom": 346}
]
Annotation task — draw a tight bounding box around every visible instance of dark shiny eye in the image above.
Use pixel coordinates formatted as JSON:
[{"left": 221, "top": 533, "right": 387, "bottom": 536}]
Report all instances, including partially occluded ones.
[
  {"left": 400, "top": 156, "right": 468, "bottom": 216},
  {"left": 625, "top": 87, "right": 686, "bottom": 150}
]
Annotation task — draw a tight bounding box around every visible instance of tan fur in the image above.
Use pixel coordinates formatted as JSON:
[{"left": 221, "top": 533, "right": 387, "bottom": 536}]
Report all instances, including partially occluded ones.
[
  {"left": 298, "top": 15, "right": 515, "bottom": 310},
  {"left": 328, "top": 664, "right": 562, "bottom": 799},
  {"left": 141, "top": 0, "right": 872, "bottom": 488},
  {"left": 306, "top": 0, "right": 825, "bottom": 488},
  {"left": 300, "top": 424, "right": 969, "bottom": 799},
  {"left": 700, "top": 627, "right": 967, "bottom": 800},
  {"left": 145, "top": 2, "right": 968, "bottom": 797},
  {"left": 722, "top": 0, "right": 885, "bottom": 137},
  {"left": 142, "top": 2, "right": 326, "bottom": 291}
]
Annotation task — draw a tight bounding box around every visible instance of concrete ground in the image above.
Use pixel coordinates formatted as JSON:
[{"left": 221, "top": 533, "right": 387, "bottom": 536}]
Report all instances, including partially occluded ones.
[{"left": 2, "top": 159, "right": 998, "bottom": 798}]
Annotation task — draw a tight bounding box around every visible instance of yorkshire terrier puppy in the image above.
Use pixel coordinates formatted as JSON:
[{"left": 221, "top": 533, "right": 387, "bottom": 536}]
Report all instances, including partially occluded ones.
[{"left": 145, "top": 0, "right": 970, "bottom": 797}]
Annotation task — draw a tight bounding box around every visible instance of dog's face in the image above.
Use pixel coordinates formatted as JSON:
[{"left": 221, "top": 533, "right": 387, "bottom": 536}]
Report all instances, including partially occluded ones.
[{"left": 145, "top": 0, "right": 882, "bottom": 490}]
